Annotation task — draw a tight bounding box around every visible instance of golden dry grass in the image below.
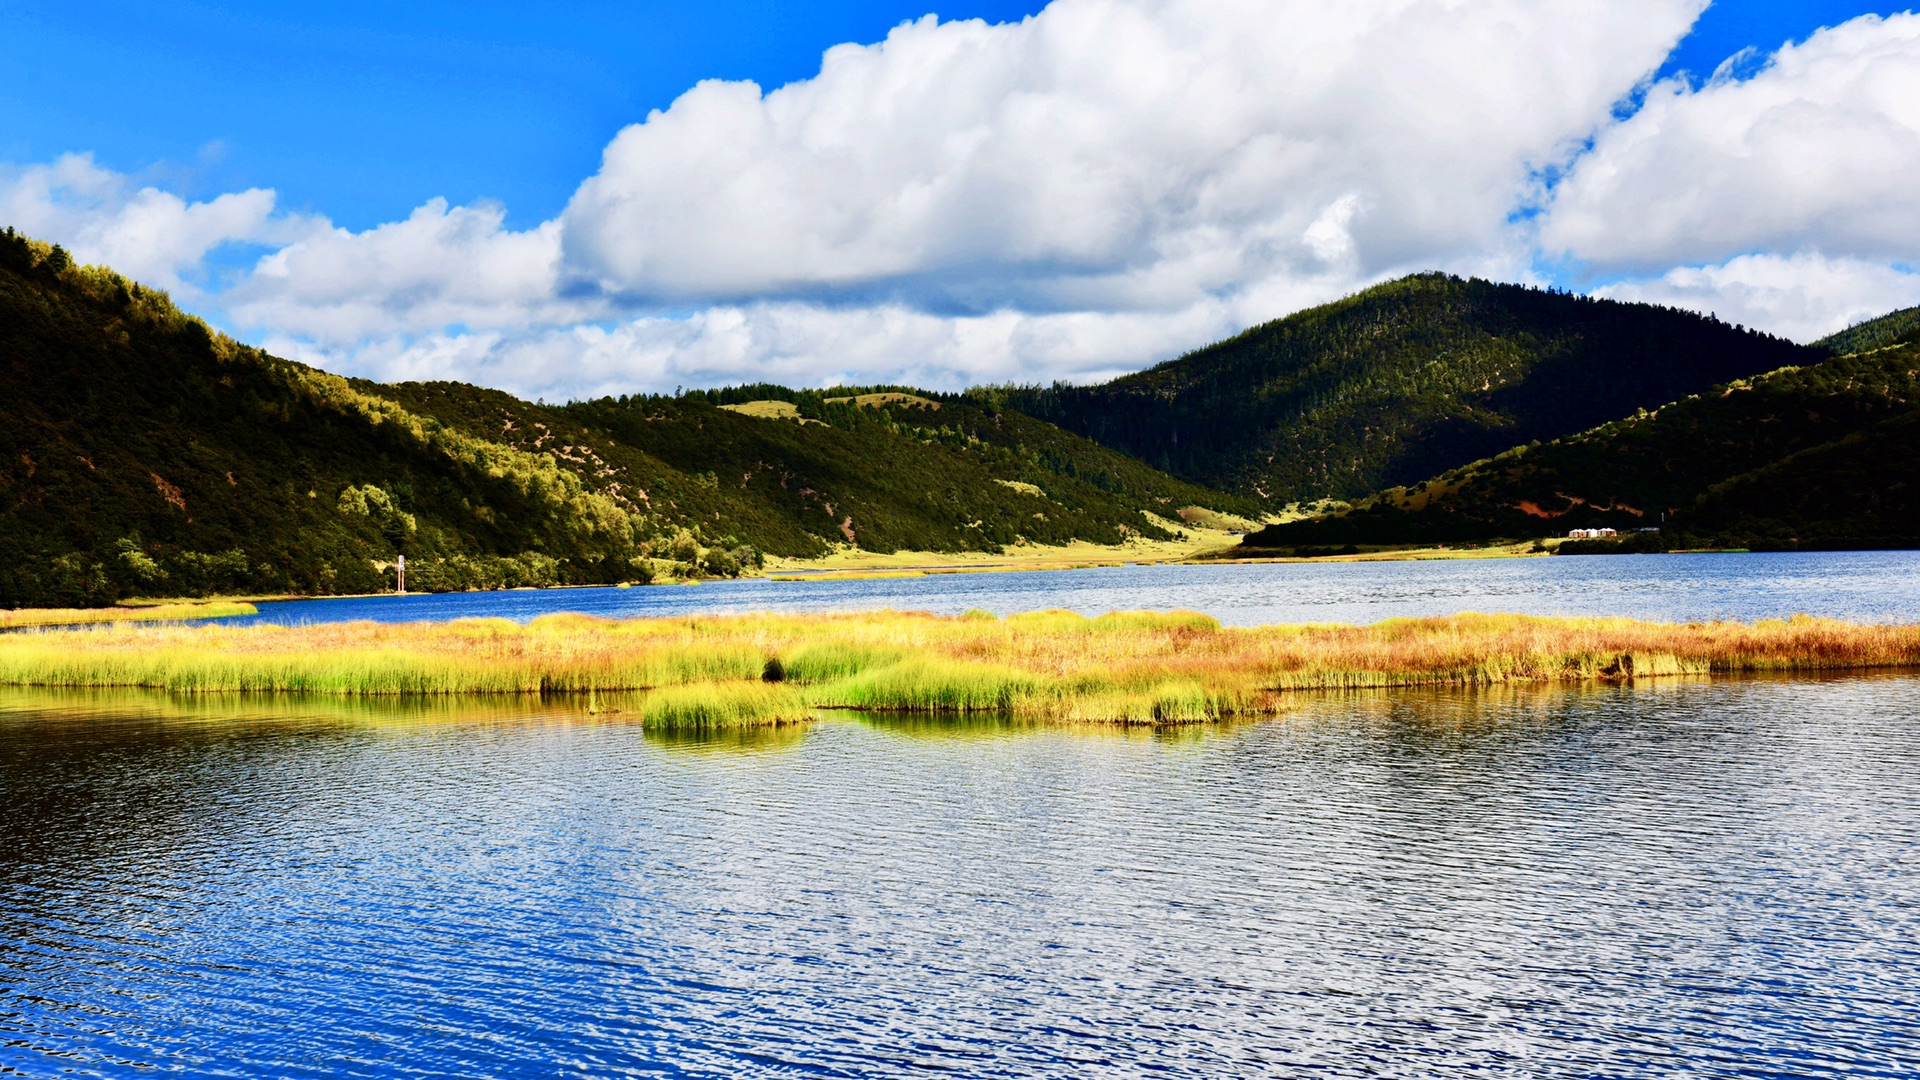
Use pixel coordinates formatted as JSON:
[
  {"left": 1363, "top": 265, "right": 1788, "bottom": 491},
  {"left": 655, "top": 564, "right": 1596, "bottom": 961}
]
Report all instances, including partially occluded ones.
[
  {"left": 0, "top": 600, "right": 258, "bottom": 628},
  {"left": 0, "top": 609, "right": 1913, "bottom": 726},
  {"left": 716, "top": 399, "right": 827, "bottom": 425},
  {"left": 718, "top": 399, "right": 801, "bottom": 419},
  {"left": 823, "top": 392, "right": 941, "bottom": 410}
]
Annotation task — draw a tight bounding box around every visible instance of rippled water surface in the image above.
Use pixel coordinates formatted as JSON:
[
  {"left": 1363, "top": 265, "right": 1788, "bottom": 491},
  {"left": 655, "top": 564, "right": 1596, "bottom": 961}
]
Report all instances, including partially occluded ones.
[
  {"left": 5, "top": 678, "right": 1919, "bottom": 1077},
  {"left": 224, "top": 549, "right": 1920, "bottom": 628}
]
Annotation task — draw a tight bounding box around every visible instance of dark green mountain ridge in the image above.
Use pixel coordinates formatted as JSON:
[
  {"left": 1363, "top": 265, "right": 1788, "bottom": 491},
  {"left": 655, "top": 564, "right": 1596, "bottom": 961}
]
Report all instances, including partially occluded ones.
[
  {"left": 0, "top": 230, "right": 1255, "bottom": 607},
  {"left": 1243, "top": 339, "right": 1920, "bottom": 552},
  {"left": 996, "top": 274, "right": 1823, "bottom": 504}
]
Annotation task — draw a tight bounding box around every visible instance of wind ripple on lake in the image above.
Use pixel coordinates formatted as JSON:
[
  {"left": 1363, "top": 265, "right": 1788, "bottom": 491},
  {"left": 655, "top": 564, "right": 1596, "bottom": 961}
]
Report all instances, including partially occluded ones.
[{"left": 3, "top": 677, "right": 1919, "bottom": 1076}]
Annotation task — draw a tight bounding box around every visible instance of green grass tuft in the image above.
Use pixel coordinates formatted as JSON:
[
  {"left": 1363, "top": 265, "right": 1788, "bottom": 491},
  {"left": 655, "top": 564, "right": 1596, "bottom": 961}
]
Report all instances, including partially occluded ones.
[
  {"left": 777, "top": 641, "right": 910, "bottom": 683},
  {"left": 638, "top": 682, "right": 812, "bottom": 730},
  {"left": 821, "top": 657, "right": 1042, "bottom": 712}
]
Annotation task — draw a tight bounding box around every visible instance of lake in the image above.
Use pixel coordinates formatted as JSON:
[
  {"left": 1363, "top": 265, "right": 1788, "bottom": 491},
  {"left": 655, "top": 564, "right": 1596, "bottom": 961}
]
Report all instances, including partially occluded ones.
[
  {"left": 3, "top": 678, "right": 1918, "bottom": 1077},
  {"left": 7, "top": 552, "right": 1920, "bottom": 1076},
  {"left": 227, "top": 549, "right": 1920, "bottom": 628}
]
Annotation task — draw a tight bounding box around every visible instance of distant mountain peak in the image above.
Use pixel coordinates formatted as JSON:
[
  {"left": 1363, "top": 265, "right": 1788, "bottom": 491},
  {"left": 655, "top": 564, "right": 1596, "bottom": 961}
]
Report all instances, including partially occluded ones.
[{"left": 1000, "top": 274, "right": 1820, "bottom": 504}]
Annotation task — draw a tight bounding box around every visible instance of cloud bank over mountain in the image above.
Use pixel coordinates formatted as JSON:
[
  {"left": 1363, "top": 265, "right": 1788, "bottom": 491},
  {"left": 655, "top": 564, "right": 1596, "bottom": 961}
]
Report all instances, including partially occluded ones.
[{"left": 5, "top": 0, "right": 1918, "bottom": 400}]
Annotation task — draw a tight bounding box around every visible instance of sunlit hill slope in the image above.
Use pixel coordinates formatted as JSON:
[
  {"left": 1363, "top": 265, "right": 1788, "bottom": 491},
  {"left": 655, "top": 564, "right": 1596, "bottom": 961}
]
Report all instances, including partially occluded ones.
[{"left": 0, "top": 230, "right": 1257, "bottom": 607}]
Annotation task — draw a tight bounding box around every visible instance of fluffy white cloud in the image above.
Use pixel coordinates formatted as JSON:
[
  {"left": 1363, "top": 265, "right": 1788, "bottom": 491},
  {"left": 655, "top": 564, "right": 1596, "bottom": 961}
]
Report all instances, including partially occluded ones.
[
  {"left": 562, "top": 0, "right": 1701, "bottom": 311},
  {"left": 1597, "top": 253, "right": 1920, "bottom": 344},
  {"left": 1543, "top": 13, "right": 1920, "bottom": 273},
  {"left": 0, "top": 153, "right": 314, "bottom": 293},
  {"left": 225, "top": 199, "right": 584, "bottom": 344},
  {"left": 269, "top": 297, "right": 1254, "bottom": 403}
]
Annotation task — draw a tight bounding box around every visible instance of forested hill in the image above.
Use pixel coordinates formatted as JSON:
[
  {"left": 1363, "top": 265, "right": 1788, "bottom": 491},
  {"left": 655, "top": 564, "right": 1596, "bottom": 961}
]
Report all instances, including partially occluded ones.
[
  {"left": 996, "top": 274, "right": 1822, "bottom": 504},
  {"left": 1815, "top": 303, "right": 1920, "bottom": 356},
  {"left": 1242, "top": 340, "right": 1920, "bottom": 553},
  {"left": 0, "top": 229, "right": 1256, "bottom": 607}
]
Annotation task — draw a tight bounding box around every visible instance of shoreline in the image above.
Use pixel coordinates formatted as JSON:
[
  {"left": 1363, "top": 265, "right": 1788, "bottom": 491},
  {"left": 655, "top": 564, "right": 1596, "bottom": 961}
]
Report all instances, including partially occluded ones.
[{"left": 0, "top": 540, "right": 1849, "bottom": 622}]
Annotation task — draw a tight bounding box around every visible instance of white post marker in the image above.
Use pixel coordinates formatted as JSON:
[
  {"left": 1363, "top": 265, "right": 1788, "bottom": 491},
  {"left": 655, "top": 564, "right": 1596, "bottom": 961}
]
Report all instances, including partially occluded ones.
[{"left": 396, "top": 554, "right": 406, "bottom": 595}]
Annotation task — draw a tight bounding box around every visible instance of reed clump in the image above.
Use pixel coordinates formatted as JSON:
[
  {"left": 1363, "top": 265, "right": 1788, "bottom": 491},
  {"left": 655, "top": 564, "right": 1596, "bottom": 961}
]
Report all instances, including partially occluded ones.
[
  {"left": 0, "top": 609, "right": 1913, "bottom": 726},
  {"left": 635, "top": 682, "right": 813, "bottom": 730}
]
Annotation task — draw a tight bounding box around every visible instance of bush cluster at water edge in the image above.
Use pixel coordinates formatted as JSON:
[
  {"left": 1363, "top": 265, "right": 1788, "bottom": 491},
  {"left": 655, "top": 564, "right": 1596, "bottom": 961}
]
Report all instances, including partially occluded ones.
[{"left": 0, "top": 610, "right": 1916, "bottom": 727}]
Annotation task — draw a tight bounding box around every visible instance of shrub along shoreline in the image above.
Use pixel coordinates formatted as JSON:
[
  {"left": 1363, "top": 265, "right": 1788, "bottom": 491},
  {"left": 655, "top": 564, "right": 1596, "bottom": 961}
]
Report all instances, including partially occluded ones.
[{"left": 0, "top": 609, "right": 1914, "bottom": 729}]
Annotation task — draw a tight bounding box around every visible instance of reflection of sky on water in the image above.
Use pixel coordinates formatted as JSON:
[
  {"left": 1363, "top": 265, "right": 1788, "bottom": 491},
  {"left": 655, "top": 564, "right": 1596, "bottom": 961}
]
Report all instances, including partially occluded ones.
[
  {"left": 3, "top": 678, "right": 1918, "bottom": 1077},
  {"left": 224, "top": 549, "right": 1920, "bottom": 628}
]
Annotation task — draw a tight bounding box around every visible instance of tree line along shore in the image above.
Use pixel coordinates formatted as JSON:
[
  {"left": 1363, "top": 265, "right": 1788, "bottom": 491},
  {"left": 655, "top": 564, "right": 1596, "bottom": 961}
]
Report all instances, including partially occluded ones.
[{"left": 2, "top": 610, "right": 1914, "bottom": 729}]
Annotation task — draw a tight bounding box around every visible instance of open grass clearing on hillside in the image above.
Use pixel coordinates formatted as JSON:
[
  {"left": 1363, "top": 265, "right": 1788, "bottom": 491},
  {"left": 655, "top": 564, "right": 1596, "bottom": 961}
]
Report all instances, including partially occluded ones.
[
  {"left": 1175, "top": 506, "right": 1265, "bottom": 532},
  {"left": 1, "top": 609, "right": 1913, "bottom": 728},
  {"left": 824, "top": 392, "right": 940, "bottom": 410},
  {"left": 716, "top": 399, "right": 825, "bottom": 424}
]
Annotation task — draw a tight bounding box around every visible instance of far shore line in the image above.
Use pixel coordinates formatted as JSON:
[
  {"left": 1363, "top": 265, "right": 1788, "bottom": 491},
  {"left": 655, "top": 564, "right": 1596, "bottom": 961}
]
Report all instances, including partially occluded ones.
[{"left": 0, "top": 537, "right": 1818, "bottom": 625}]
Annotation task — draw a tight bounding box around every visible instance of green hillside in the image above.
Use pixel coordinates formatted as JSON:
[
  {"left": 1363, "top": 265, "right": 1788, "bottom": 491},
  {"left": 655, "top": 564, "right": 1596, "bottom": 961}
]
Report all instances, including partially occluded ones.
[
  {"left": 998, "top": 273, "right": 1821, "bottom": 503},
  {"left": 0, "top": 229, "right": 1254, "bottom": 607},
  {"left": 1677, "top": 409, "right": 1920, "bottom": 549},
  {"left": 1242, "top": 341, "right": 1920, "bottom": 552},
  {"left": 1815, "top": 304, "right": 1920, "bottom": 356}
]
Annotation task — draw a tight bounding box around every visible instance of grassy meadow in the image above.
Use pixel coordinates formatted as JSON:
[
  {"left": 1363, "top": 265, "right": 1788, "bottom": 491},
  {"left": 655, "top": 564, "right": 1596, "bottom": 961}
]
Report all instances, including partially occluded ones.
[{"left": 0, "top": 609, "right": 1916, "bottom": 729}]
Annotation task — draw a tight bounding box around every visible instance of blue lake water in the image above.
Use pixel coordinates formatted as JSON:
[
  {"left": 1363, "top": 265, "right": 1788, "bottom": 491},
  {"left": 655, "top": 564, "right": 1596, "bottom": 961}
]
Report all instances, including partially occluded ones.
[
  {"left": 227, "top": 549, "right": 1920, "bottom": 628},
  {"left": 3, "top": 678, "right": 1918, "bottom": 1077},
  {"left": 8, "top": 551, "right": 1920, "bottom": 1076}
]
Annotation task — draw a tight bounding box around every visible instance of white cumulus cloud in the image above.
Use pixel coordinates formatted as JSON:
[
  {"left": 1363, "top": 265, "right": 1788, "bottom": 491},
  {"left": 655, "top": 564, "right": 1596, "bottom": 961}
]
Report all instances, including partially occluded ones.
[
  {"left": 1543, "top": 13, "right": 1920, "bottom": 273},
  {"left": 0, "top": 153, "right": 316, "bottom": 293},
  {"left": 1596, "top": 252, "right": 1920, "bottom": 344},
  {"left": 561, "top": 0, "right": 1702, "bottom": 313},
  {"left": 225, "top": 199, "right": 584, "bottom": 345},
  {"left": 269, "top": 297, "right": 1252, "bottom": 403}
]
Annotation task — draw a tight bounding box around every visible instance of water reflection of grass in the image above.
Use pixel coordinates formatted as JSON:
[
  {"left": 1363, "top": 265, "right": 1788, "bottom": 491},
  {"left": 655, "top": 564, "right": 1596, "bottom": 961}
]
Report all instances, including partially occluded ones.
[
  {"left": 641, "top": 722, "right": 813, "bottom": 753},
  {"left": 0, "top": 686, "right": 831, "bottom": 752},
  {"left": 0, "top": 685, "right": 576, "bottom": 726},
  {"left": 847, "top": 710, "right": 1229, "bottom": 745},
  {"left": 0, "top": 609, "right": 1914, "bottom": 728}
]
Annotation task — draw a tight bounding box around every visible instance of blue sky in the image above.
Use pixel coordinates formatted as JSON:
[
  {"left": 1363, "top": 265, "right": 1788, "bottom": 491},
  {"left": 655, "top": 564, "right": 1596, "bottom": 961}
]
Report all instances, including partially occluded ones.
[
  {"left": 1, "top": 1, "right": 1048, "bottom": 229},
  {"left": 2, "top": 1, "right": 1918, "bottom": 398},
  {"left": 1665, "top": 0, "right": 1900, "bottom": 75}
]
